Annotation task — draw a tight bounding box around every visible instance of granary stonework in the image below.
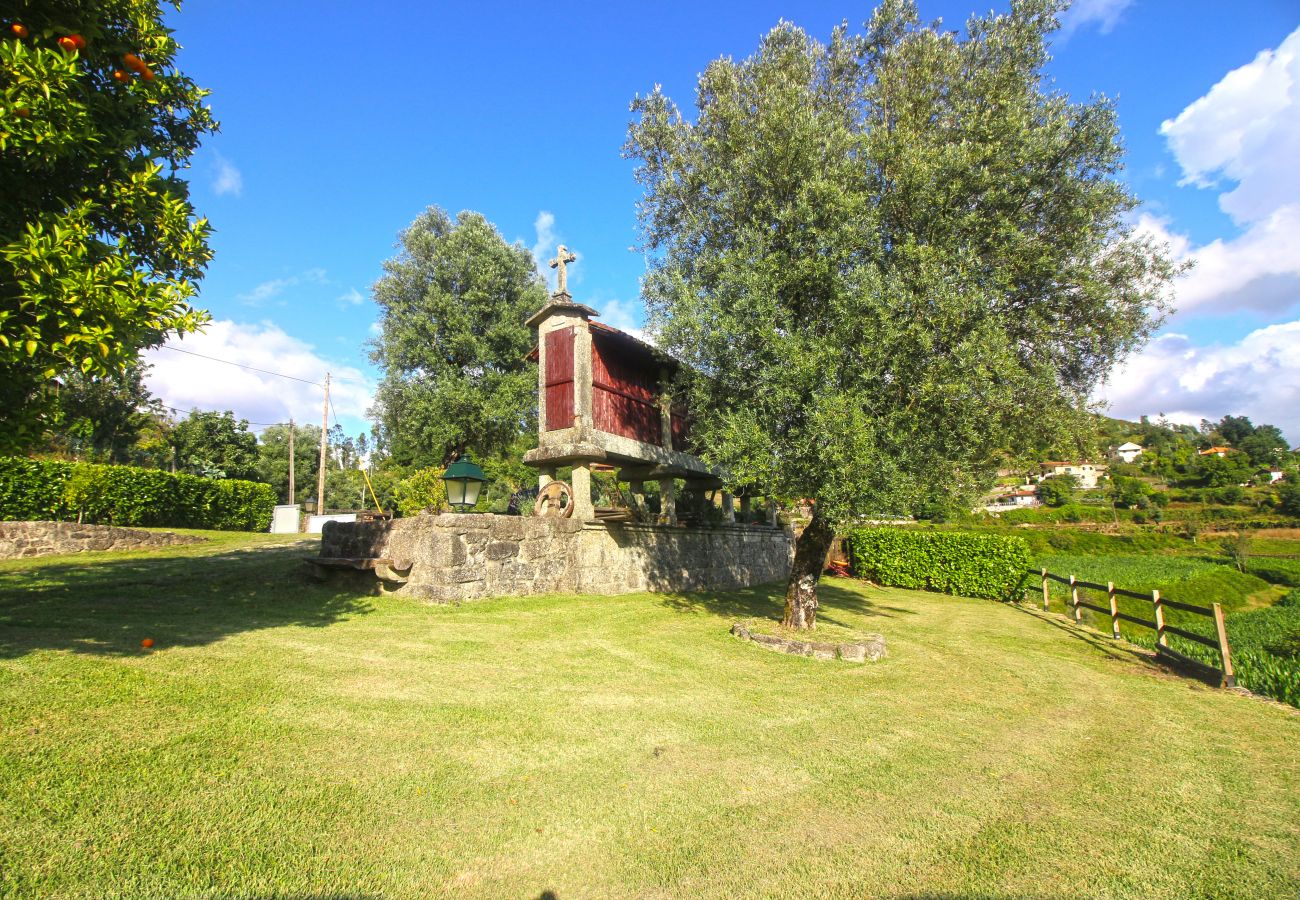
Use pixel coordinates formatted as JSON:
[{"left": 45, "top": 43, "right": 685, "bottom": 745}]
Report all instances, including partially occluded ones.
[
  {"left": 320, "top": 514, "right": 793, "bottom": 603},
  {"left": 0, "top": 521, "right": 203, "bottom": 559}
]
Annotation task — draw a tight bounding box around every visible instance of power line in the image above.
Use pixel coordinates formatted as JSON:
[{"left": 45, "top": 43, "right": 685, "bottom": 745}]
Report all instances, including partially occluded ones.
[{"left": 157, "top": 345, "right": 324, "bottom": 386}]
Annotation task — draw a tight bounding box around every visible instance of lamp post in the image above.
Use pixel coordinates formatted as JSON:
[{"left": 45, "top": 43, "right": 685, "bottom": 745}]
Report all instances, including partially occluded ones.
[{"left": 442, "top": 454, "right": 488, "bottom": 512}]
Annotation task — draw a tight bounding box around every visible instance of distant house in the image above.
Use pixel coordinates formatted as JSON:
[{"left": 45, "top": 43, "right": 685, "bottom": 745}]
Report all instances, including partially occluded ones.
[
  {"left": 1199, "top": 446, "right": 1234, "bottom": 457},
  {"left": 1267, "top": 469, "right": 1285, "bottom": 484},
  {"left": 980, "top": 487, "right": 1040, "bottom": 514},
  {"left": 1038, "top": 461, "right": 1107, "bottom": 490},
  {"left": 1113, "top": 442, "right": 1143, "bottom": 464}
]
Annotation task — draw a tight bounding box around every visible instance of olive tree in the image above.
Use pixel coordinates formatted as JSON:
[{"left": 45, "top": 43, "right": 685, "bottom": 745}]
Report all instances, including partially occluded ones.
[
  {"left": 1, "top": 1, "right": 216, "bottom": 451},
  {"left": 625, "top": 0, "right": 1181, "bottom": 629}
]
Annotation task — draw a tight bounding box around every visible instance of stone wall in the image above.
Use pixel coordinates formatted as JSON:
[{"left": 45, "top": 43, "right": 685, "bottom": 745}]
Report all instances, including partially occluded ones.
[
  {"left": 320, "top": 513, "right": 793, "bottom": 603},
  {"left": 0, "top": 521, "right": 204, "bottom": 559}
]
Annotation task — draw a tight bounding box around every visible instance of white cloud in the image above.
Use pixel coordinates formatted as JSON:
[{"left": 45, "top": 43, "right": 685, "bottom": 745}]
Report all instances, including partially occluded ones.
[
  {"left": 142, "top": 320, "right": 375, "bottom": 429},
  {"left": 1096, "top": 321, "right": 1300, "bottom": 443},
  {"left": 337, "top": 287, "right": 365, "bottom": 308},
  {"left": 1159, "top": 28, "right": 1300, "bottom": 223},
  {"left": 596, "top": 298, "right": 650, "bottom": 342},
  {"left": 212, "top": 152, "right": 243, "bottom": 197},
  {"left": 1140, "top": 26, "right": 1300, "bottom": 320},
  {"left": 531, "top": 210, "right": 557, "bottom": 267},
  {"left": 1059, "top": 0, "right": 1133, "bottom": 38},
  {"left": 237, "top": 267, "right": 329, "bottom": 305}
]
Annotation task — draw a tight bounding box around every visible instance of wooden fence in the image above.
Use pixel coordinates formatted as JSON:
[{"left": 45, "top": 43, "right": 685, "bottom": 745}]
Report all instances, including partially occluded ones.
[{"left": 1036, "top": 568, "right": 1235, "bottom": 688}]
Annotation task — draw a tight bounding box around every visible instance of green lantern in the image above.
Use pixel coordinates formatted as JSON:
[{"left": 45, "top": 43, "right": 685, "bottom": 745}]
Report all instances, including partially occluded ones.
[{"left": 442, "top": 455, "right": 488, "bottom": 512}]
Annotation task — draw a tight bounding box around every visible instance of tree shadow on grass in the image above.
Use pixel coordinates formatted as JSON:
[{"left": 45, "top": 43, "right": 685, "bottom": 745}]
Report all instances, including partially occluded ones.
[
  {"left": 0, "top": 541, "right": 373, "bottom": 660},
  {"left": 657, "top": 577, "right": 914, "bottom": 629}
]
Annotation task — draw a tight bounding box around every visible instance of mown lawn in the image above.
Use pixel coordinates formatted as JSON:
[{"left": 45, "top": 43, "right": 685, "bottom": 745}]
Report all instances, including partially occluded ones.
[{"left": 1, "top": 536, "right": 1297, "bottom": 898}]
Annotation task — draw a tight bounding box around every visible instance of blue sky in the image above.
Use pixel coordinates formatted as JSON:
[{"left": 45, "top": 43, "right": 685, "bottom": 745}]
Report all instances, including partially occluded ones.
[{"left": 143, "top": 0, "right": 1300, "bottom": 443}]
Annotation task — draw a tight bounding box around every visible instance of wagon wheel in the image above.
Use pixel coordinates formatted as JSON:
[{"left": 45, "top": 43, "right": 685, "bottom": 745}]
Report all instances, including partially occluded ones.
[{"left": 534, "top": 480, "right": 574, "bottom": 518}]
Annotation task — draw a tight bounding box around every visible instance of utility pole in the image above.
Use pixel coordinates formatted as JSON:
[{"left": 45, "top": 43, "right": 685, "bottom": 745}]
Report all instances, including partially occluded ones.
[
  {"left": 317, "top": 373, "right": 330, "bottom": 514},
  {"left": 287, "top": 418, "right": 295, "bottom": 505}
]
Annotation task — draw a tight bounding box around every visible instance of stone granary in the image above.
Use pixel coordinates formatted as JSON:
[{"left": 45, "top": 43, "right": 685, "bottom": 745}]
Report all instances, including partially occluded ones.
[
  {"left": 311, "top": 251, "right": 792, "bottom": 602},
  {"left": 524, "top": 293, "right": 728, "bottom": 524}
]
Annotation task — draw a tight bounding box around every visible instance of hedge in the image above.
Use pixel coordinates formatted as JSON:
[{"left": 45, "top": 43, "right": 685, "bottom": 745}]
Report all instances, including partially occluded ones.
[
  {"left": 0, "top": 457, "right": 276, "bottom": 531},
  {"left": 847, "top": 527, "right": 1031, "bottom": 601}
]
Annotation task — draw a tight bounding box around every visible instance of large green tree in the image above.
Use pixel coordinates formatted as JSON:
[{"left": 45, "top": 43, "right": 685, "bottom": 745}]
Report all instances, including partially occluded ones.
[
  {"left": 370, "top": 207, "right": 547, "bottom": 468},
  {"left": 47, "top": 361, "right": 166, "bottom": 463},
  {"left": 625, "top": 0, "right": 1180, "bottom": 628},
  {"left": 170, "top": 410, "right": 257, "bottom": 480},
  {"left": 0, "top": 1, "right": 214, "bottom": 452}
]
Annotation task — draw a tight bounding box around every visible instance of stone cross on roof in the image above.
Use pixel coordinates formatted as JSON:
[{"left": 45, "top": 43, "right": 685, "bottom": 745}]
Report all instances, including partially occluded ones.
[{"left": 549, "top": 245, "right": 577, "bottom": 295}]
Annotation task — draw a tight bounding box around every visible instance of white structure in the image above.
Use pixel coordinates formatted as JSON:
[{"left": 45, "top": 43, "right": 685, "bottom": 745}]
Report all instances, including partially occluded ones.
[
  {"left": 306, "top": 513, "right": 357, "bottom": 534},
  {"left": 270, "top": 504, "right": 301, "bottom": 534},
  {"left": 1268, "top": 469, "right": 1285, "bottom": 484},
  {"left": 1038, "top": 461, "right": 1106, "bottom": 490},
  {"left": 1113, "top": 442, "right": 1143, "bottom": 464}
]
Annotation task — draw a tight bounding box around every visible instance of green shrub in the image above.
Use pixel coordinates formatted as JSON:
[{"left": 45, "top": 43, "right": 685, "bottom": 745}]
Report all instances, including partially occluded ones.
[
  {"left": 0, "top": 457, "right": 274, "bottom": 531},
  {"left": 392, "top": 467, "right": 448, "bottom": 517},
  {"left": 847, "top": 528, "right": 1031, "bottom": 601}
]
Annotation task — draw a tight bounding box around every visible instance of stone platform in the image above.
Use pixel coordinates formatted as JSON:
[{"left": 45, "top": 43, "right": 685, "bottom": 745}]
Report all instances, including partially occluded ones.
[
  {"left": 319, "top": 513, "right": 793, "bottom": 603},
  {"left": 0, "top": 521, "right": 204, "bottom": 559}
]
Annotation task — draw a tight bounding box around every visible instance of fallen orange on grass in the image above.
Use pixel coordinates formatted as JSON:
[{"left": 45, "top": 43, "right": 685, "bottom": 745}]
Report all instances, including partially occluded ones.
[{"left": 141, "top": 638, "right": 155, "bottom": 649}]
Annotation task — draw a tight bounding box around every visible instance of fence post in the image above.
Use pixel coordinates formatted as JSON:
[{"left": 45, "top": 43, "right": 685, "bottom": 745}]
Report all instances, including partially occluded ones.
[
  {"left": 1041, "top": 568, "right": 1049, "bottom": 611},
  {"left": 1152, "top": 589, "right": 1167, "bottom": 648},
  {"left": 1070, "top": 575, "right": 1080, "bottom": 623},
  {"left": 1107, "top": 581, "right": 1120, "bottom": 639},
  {"left": 1212, "top": 602, "right": 1236, "bottom": 688}
]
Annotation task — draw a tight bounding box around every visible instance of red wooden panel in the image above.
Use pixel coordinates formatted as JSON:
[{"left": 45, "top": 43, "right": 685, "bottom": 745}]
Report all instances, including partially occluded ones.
[
  {"left": 591, "top": 332, "right": 662, "bottom": 444},
  {"left": 544, "top": 327, "right": 575, "bottom": 432}
]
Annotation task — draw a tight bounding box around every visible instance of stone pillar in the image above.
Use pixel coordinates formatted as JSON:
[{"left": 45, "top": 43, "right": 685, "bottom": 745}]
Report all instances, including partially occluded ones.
[
  {"left": 722, "top": 491, "right": 735, "bottom": 524},
  {"left": 766, "top": 495, "right": 778, "bottom": 527},
  {"left": 658, "top": 371, "right": 673, "bottom": 449},
  {"left": 574, "top": 322, "right": 594, "bottom": 432},
  {"left": 660, "top": 478, "right": 677, "bottom": 526},
  {"left": 538, "top": 465, "right": 557, "bottom": 492},
  {"left": 740, "top": 495, "right": 752, "bottom": 520},
  {"left": 571, "top": 464, "right": 595, "bottom": 521},
  {"left": 629, "top": 480, "right": 646, "bottom": 517}
]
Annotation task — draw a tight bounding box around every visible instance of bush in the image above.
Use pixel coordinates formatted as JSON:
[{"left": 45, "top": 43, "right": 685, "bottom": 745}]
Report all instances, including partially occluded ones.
[
  {"left": 847, "top": 528, "right": 1031, "bottom": 601},
  {"left": 0, "top": 457, "right": 274, "bottom": 531},
  {"left": 392, "top": 467, "right": 448, "bottom": 517}
]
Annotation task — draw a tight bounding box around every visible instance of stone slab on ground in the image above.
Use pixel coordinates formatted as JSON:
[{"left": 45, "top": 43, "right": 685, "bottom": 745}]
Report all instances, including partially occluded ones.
[
  {"left": 730, "top": 621, "right": 887, "bottom": 663},
  {"left": 0, "top": 521, "right": 204, "bottom": 559}
]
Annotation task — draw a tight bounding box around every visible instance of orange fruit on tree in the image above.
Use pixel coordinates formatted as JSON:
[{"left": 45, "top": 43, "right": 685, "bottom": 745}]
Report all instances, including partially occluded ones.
[
  {"left": 141, "top": 67, "right": 155, "bottom": 82},
  {"left": 11, "top": 23, "right": 28, "bottom": 38},
  {"left": 113, "top": 69, "right": 131, "bottom": 83},
  {"left": 70, "top": 34, "right": 86, "bottom": 50},
  {"left": 57, "top": 36, "right": 77, "bottom": 51},
  {"left": 123, "top": 53, "right": 144, "bottom": 72},
  {"left": 15, "top": 107, "right": 30, "bottom": 118}
]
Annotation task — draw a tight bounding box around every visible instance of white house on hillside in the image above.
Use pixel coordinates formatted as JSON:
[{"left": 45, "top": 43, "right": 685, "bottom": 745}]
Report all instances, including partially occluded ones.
[
  {"left": 1113, "top": 442, "right": 1143, "bottom": 464},
  {"left": 1038, "top": 461, "right": 1107, "bottom": 490}
]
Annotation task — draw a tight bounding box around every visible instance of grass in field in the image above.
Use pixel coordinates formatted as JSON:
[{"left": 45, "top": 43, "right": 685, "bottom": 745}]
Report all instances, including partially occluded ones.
[{"left": 0, "top": 537, "right": 1297, "bottom": 898}]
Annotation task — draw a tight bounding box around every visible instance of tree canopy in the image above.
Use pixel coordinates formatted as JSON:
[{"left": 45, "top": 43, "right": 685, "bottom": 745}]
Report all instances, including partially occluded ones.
[
  {"left": 0, "top": 0, "right": 214, "bottom": 452},
  {"left": 170, "top": 410, "right": 257, "bottom": 480},
  {"left": 369, "top": 207, "right": 547, "bottom": 469},
  {"left": 625, "top": 0, "right": 1180, "bottom": 627}
]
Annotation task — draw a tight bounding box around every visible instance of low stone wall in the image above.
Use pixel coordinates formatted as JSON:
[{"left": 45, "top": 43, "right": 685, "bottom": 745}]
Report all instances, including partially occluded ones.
[
  {"left": 0, "top": 521, "right": 204, "bottom": 559},
  {"left": 320, "top": 513, "right": 793, "bottom": 602}
]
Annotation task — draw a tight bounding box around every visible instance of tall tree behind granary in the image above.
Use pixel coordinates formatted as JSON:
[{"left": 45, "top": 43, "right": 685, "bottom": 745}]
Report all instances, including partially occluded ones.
[
  {"left": 369, "top": 207, "right": 548, "bottom": 468},
  {"left": 625, "top": 0, "right": 1184, "bottom": 629}
]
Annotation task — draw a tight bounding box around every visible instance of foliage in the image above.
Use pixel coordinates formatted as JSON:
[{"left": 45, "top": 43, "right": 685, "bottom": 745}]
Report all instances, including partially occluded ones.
[
  {"left": 1278, "top": 479, "right": 1300, "bottom": 518},
  {"left": 254, "top": 422, "right": 321, "bottom": 504},
  {"left": 848, "top": 528, "right": 1031, "bottom": 601},
  {"left": 1192, "top": 452, "right": 1253, "bottom": 488},
  {"left": 370, "top": 207, "right": 547, "bottom": 469},
  {"left": 0, "top": 1, "right": 216, "bottom": 450},
  {"left": 1036, "top": 474, "right": 1078, "bottom": 508},
  {"left": 1245, "top": 557, "right": 1300, "bottom": 588},
  {"left": 391, "top": 466, "right": 447, "bottom": 517},
  {"left": 170, "top": 409, "right": 258, "bottom": 480},
  {"left": 624, "top": 1, "right": 1178, "bottom": 625},
  {"left": 42, "top": 361, "right": 168, "bottom": 464},
  {"left": 1220, "top": 533, "right": 1252, "bottom": 573},
  {"left": 0, "top": 456, "right": 273, "bottom": 530}
]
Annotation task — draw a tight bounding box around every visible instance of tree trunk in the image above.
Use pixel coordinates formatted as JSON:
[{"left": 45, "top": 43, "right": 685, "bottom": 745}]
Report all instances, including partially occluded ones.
[{"left": 782, "top": 512, "right": 836, "bottom": 630}]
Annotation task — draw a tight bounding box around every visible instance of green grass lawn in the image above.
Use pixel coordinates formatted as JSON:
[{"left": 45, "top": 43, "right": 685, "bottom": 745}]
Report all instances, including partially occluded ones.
[{"left": 1, "top": 536, "right": 1297, "bottom": 898}]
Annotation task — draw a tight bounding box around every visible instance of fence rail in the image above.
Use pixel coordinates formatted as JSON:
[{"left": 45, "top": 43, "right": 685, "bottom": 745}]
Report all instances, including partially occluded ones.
[{"left": 1036, "top": 567, "right": 1235, "bottom": 688}]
